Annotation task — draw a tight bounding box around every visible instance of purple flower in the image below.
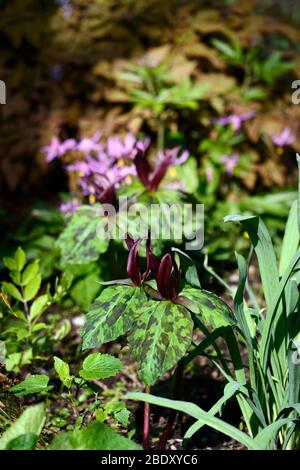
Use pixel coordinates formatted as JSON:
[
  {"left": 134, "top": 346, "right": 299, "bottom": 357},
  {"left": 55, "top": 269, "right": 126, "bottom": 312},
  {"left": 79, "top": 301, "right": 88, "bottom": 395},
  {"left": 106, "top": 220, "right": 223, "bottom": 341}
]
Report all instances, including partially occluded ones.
[
  {"left": 43, "top": 137, "right": 63, "bottom": 162},
  {"left": 77, "top": 131, "right": 102, "bottom": 153},
  {"left": 215, "top": 111, "right": 255, "bottom": 131},
  {"left": 272, "top": 128, "right": 294, "bottom": 147},
  {"left": 59, "top": 198, "right": 81, "bottom": 214},
  {"left": 221, "top": 154, "right": 239, "bottom": 176}
]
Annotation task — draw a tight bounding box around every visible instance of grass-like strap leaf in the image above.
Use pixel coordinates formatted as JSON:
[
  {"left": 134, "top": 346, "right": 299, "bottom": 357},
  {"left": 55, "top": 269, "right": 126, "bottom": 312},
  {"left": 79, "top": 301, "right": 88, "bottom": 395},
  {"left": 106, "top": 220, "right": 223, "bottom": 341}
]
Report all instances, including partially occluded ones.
[
  {"left": 57, "top": 205, "right": 109, "bottom": 266},
  {"left": 124, "top": 392, "right": 259, "bottom": 450},
  {"left": 225, "top": 214, "right": 279, "bottom": 310},
  {"left": 81, "top": 286, "right": 146, "bottom": 349},
  {"left": 128, "top": 300, "right": 193, "bottom": 385}
]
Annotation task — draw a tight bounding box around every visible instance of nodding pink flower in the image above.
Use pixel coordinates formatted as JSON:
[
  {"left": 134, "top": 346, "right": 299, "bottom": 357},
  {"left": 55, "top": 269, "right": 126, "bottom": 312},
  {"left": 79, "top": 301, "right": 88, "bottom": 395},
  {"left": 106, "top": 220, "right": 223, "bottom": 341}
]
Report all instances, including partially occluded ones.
[
  {"left": 134, "top": 146, "right": 189, "bottom": 192},
  {"left": 79, "top": 173, "right": 118, "bottom": 207},
  {"left": 205, "top": 167, "right": 214, "bottom": 183},
  {"left": 77, "top": 131, "right": 102, "bottom": 153},
  {"left": 272, "top": 128, "right": 294, "bottom": 147},
  {"left": 125, "top": 233, "right": 160, "bottom": 287},
  {"left": 215, "top": 111, "right": 255, "bottom": 131},
  {"left": 221, "top": 154, "right": 239, "bottom": 176},
  {"left": 107, "top": 136, "right": 126, "bottom": 159},
  {"left": 59, "top": 198, "right": 81, "bottom": 214},
  {"left": 43, "top": 137, "right": 63, "bottom": 162}
]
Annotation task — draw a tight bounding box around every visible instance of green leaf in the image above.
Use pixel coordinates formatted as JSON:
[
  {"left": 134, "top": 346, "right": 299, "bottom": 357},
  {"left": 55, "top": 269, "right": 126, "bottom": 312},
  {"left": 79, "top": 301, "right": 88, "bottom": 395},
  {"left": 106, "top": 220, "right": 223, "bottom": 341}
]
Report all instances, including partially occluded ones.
[
  {"left": 79, "top": 353, "right": 123, "bottom": 380},
  {"left": 23, "top": 274, "right": 42, "bottom": 302},
  {"left": 3, "top": 256, "right": 17, "bottom": 271},
  {"left": 181, "top": 287, "right": 234, "bottom": 329},
  {"left": 114, "top": 409, "right": 130, "bottom": 427},
  {"left": 5, "top": 433, "right": 38, "bottom": 450},
  {"left": 22, "top": 260, "right": 40, "bottom": 286},
  {"left": 30, "top": 294, "right": 49, "bottom": 321},
  {"left": 48, "top": 422, "right": 141, "bottom": 450},
  {"left": 2, "top": 282, "right": 23, "bottom": 302},
  {"left": 70, "top": 271, "right": 101, "bottom": 310},
  {"left": 57, "top": 205, "right": 109, "bottom": 266},
  {"left": 81, "top": 286, "right": 147, "bottom": 350},
  {"left": 15, "top": 247, "right": 26, "bottom": 272},
  {"left": 0, "top": 403, "right": 45, "bottom": 450},
  {"left": 279, "top": 200, "right": 299, "bottom": 276},
  {"left": 225, "top": 214, "right": 279, "bottom": 310},
  {"left": 10, "top": 375, "right": 51, "bottom": 396},
  {"left": 124, "top": 392, "right": 258, "bottom": 450},
  {"left": 128, "top": 300, "right": 193, "bottom": 385},
  {"left": 54, "top": 356, "right": 74, "bottom": 388}
]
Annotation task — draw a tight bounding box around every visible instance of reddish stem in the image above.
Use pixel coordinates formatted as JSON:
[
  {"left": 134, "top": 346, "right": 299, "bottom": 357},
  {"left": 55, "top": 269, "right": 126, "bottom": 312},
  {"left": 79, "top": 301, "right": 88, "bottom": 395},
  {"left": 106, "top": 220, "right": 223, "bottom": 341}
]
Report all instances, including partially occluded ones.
[
  {"left": 156, "top": 360, "right": 185, "bottom": 450},
  {"left": 143, "top": 385, "right": 151, "bottom": 450}
]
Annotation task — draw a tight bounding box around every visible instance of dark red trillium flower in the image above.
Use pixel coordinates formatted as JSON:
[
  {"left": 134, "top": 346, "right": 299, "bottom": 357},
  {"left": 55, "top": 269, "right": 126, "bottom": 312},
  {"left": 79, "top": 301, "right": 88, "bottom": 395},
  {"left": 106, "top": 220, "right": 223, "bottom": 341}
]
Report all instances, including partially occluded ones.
[
  {"left": 126, "top": 234, "right": 160, "bottom": 287},
  {"left": 80, "top": 174, "right": 118, "bottom": 208},
  {"left": 134, "top": 147, "right": 177, "bottom": 193},
  {"left": 155, "top": 253, "right": 181, "bottom": 301}
]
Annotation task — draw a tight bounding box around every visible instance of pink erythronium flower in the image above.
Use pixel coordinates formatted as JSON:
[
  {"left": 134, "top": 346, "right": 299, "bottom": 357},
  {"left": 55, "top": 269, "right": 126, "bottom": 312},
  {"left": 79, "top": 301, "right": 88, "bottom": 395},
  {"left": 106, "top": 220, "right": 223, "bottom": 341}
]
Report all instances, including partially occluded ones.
[
  {"left": 215, "top": 111, "right": 255, "bottom": 131},
  {"left": 59, "top": 198, "right": 81, "bottom": 214},
  {"left": 43, "top": 137, "right": 63, "bottom": 162},
  {"left": 221, "top": 154, "right": 239, "bottom": 176},
  {"left": 272, "top": 128, "right": 294, "bottom": 147}
]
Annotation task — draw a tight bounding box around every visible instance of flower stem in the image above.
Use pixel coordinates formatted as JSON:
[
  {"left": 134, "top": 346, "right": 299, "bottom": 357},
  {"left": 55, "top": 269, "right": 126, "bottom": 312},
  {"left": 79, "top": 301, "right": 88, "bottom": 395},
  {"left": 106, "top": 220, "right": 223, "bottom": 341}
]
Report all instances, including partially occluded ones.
[
  {"left": 143, "top": 385, "right": 151, "bottom": 450},
  {"left": 156, "top": 359, "right": 185, "bottom": 450}
]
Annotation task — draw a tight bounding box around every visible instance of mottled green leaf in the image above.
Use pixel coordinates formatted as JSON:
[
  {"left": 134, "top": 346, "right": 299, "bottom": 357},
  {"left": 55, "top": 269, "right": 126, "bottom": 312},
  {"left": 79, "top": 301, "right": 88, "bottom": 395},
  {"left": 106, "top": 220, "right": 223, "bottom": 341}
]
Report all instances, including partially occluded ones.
[
  {"left": 181, "top": 287, "right": 234, "bottom": 329},
  {"left": 81, "top": 286, "right": 146, "bottom": 349},
  {"left": 48, "top": 422, "right": 141, "bottom": 450},
  {"left": 57, "top": 205, "right": 109, "bottom": 266},
  {"left": 128, "top": 300, "right": 193, "bottom": 385},
  {"left": 10, "top": 375, "right": 51, "bottom": 396},
  {"left": 79, "top": 353, "right": 123, "bottom": 380}
]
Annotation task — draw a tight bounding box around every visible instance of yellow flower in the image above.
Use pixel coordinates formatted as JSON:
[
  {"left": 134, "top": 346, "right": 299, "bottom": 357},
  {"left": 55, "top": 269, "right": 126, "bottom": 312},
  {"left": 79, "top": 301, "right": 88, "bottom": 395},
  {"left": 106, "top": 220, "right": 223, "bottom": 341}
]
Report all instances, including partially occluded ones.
[{"left": 89, "top": 194, "right": 96, "bottom": 204}]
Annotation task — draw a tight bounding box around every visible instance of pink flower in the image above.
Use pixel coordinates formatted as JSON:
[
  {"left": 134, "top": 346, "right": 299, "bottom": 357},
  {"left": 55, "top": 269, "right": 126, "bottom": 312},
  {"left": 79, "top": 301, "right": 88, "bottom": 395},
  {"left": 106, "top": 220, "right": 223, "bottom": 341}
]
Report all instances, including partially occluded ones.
[
  {"left": 216, "top": 111, "right": 255, "bottom": 131},
  {"left": 59, "top": 198, "right": 81, "bottom": 214},
  {"left": 43, "top": 137, "right": 63, "bottom": 162},
  {"left": 221, "top": 154, "right": 239, "bottom": 176},
  {"left": 272, "top": 128, "right": 294, "bottom": 147}
]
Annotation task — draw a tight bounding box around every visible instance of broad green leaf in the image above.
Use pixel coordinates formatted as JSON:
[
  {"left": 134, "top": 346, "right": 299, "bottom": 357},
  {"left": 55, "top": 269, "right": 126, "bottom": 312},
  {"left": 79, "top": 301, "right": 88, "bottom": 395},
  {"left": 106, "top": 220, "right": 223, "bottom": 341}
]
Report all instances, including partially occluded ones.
[
  {"left": 30, "top": 294, "right": 49, "bottom": 321},
  {"left": 53, "top": 319, "right": 72, "bottom": 341},
  {"left": 81, "top": 286, "right": 146, "bottom": 350},
  {"left": 279, "top": 201, "right": 299, "bottom": 276},
  {"left": 2, "top": 282, "right": 22, "bottom": 302},
  {"left": 5, "top": 349, "right": 33, "bottom": 371},
  {"left": 5, "top": 433, "right": 38, "bottom": 450},
  {"left": 10, "top": 375, "right": 51, "bottom": 396},
  {"left": 128, "top": 300, "right": 193, "bottom": 385},
  {"left": 57, "top": 205, "right": 109, "bottom": 266},
  {"left": 48, "top": 422, "right": 141, "bottom": 450},
  {"left": 79, "top": 353, "right": 123, "bottom": 380},
  {"left": 54, "top": 356, "right": 74, "bottom": 388},
  {"left": 124, "top": 392, "right": 258, "bottom": 450},
  {"left": 15, "top": 247, "right": 26, "bottom": 272},
  {"left": 225, "top": 214, "right": 279, "bottom": 310},
  {"left": 114, "top": 409, "right": 130, "bottom": 427},
  {"left": 0, "top": 403, "right": 45, "bottom": 450},
  {"left": 23, "top": 274, "right": 42, "bottom": 302},
  {"left": 181, "top": 287, "right": 234, "bottom": 329},
  {"left": 70, "top": 271, "right": 101, "bottom": 311},
  {"left": 22, "top": 260, "right": 40, "bottom": 286}
]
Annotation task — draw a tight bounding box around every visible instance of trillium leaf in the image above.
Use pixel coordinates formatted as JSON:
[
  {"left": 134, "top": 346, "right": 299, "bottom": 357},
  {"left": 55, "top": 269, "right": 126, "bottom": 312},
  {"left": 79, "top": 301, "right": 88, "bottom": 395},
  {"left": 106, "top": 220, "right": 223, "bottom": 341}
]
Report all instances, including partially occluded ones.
[
  {"left": 57, "top": 205, "right": 109, "bottom": 266},
  {"left": 81, "top": 286, "right": 146, "bottom": 349},
  {"left": 128, "top": 300, "right": 193, "bottom": 386},
  {"left": 181, "top": 287, "right": 234, "bottom": 329}
]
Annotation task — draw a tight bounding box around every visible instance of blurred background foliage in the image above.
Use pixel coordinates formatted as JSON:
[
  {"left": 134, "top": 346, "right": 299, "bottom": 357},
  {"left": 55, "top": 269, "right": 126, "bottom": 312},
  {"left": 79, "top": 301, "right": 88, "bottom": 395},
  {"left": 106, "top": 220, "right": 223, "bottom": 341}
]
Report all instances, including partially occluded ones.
[{"left": 0, "top": 0, "right": 300, "bottom": 265}]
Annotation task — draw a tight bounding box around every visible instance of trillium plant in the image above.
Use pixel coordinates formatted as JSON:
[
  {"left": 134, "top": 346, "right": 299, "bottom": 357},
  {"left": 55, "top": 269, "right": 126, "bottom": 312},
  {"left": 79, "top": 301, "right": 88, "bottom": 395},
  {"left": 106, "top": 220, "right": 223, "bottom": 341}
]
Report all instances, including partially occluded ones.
[{"left": 80, "top": 232, "right": 233, "bottom": 448}]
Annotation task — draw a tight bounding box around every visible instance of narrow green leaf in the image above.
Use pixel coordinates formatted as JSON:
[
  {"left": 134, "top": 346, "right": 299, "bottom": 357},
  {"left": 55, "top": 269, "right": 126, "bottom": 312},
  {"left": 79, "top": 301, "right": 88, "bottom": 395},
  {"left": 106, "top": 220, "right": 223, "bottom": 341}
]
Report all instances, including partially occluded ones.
[
  {"left": 22, "top": 260, "right": 40, "bottom": 286},
  {"left": 15, "top": 247, "right": 26, "bottom": 272},
  {"left": 30, "top": 294, "right": 49, "bottom": 321},
  {"left": 2, "top": 282, "right": 23, "bottom": 302},
  {"left": 279, "top": 201, "right": 299, "bottom": 276}
]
